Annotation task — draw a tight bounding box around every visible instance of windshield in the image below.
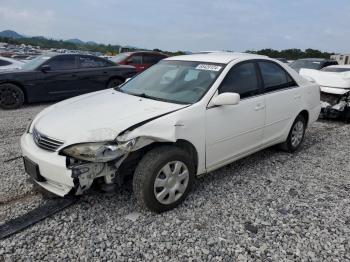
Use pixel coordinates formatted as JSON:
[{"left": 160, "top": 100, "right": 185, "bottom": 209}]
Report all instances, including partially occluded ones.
[
  {"left": 21, "top": 55, "right": 52, "bottom": 70},
  {"left": 290, "top": 60, "right": 322, "bottom": 72},
  {"left": 119, "top": 60, "right": 224, "bottom": 104},
  {"left": 110, "top": 53, "right": 129, "bottom": 63},
  {"left": 321, "top": 67, "right": 350, "bottom": 73}
]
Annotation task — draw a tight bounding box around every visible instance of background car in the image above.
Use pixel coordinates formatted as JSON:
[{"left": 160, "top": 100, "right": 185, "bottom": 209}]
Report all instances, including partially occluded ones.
[
  {"left": 289, "top": 58, "right": 338, "bottom": 73},
  {"left": 275, "top": 58, "right": 288, "bottom": 63},
  {"left": 0, "top": 56, "right": 24, "bottom": 71},
  {"left": 110, "top": 51, "right": 168, "bottom": 72},
  {"left": 300, "top": 65, "right": 350, "bottom": 120},
  {"left": 0, "top": 53, "right": 137, "bottom": 109}
]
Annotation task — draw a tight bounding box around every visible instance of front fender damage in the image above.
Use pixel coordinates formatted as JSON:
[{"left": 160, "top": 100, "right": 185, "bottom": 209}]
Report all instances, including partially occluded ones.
[
  {"left": 68, "top": 117, "right": 182, "bottom": 195},
  {"left": 320, "top": 89, "right": 350, "bottom": 120}
]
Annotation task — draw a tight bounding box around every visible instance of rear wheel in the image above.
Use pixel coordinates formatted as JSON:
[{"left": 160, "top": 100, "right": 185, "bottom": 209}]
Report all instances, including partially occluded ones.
[
  {"left": 107, "top": 78, "right": 123, "bottom": 89},
  {"left": 133, "top": 146, "right": 195, "bottom": 213},
  {"left": 0, "top": 83, "right": 24, "bottom": 109},
  {"left": 279, "top": 114, "right": 306, "bottom": 152}
]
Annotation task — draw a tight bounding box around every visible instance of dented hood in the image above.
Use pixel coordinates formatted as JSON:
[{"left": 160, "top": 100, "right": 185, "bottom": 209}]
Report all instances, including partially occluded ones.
[
  {"left": 300, "top": 68, "right": 350, "bottom": 89},
  {"left": 34, "top": 89, "right": 186, "bottom": 145}
]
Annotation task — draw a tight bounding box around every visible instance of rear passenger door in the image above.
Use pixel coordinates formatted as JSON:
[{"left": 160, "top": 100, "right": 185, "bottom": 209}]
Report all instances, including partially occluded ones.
[
  {"left": 142, "top": 54, "right": 166, "bottom": 70},
  {"left": 76, "top": 55, "right": 112, "bottom": 92},
  {"left": 41, "top": 55, "right": 80, "bottom": 99},
  {"left": 205, "top": 61, "right": 266, "bottom": 170},
  {"left": 127, "top": 54, "right": 143, "bottom": 72},
  {"left": 257, "top": 60, "right": 301, "bottom": 145}
]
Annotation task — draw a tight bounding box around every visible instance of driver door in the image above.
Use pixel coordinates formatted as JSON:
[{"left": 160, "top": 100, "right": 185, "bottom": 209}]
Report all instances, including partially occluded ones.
[{"left": 205, "top": 61, "right": 266, "bottom": 170}]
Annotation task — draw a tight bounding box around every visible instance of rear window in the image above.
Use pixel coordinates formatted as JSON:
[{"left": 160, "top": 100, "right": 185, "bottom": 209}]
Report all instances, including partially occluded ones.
[
  {"left": 290, "top": 60, "right": 322, "bottom": 72},
  {"left": 79, "top": 56, "right": 112, "bottom": 68}
]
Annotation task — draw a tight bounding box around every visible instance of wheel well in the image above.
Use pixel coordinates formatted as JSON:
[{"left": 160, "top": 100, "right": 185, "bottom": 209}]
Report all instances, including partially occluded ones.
[
  {"left": 107, "top": 76, "right": 125, "bottom": 86},
  {"left": 118, "top": 139, "right": 199, "bottom": 182},
  {"left": 0, "top": 81, "right": 27, "bottom": 102},
  {"left": 299, "top": 110, "right": 309, "bottom": 126}
]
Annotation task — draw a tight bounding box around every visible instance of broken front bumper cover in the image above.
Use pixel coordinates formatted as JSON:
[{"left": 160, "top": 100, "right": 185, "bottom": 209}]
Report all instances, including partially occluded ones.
[
  {"left": 320, "top": 86, "right": 350, "bottom": 120},
  {"left": 21, "top": 133, "right": 126, "bottom": 197}
]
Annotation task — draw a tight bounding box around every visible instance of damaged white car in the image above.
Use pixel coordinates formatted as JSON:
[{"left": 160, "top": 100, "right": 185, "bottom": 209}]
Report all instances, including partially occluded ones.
[
  {"left": 300, "top": 65, "right": 350, "bottom": 121},
  {"left": 21, "top": 53, "right": 320, "bottom": 212}
]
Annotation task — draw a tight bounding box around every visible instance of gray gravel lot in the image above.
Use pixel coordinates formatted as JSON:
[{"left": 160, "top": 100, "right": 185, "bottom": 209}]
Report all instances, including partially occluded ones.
[{"left": 1, "top": 104, "right": 350, "bottom": 261}]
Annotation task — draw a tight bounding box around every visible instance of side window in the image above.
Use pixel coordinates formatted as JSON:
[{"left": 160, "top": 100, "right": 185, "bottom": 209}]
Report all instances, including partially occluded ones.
[
  {"left": 0, "top": 59, "right": 12, "bottom": 66},
  {"left": 258, "top": 61, "right": 296, "bottom": 92},
  {"left": 79, "top": 56, "right": 110, "bottom": 68},
  {"left": 219, "top": 62, "right": 260, "bottom": 99},
  {"left": 130, "top": 55, "right": 142, "bottom": 65},
  {"left": 143, "top": 54, "right": 165, "bottom": 64},
  {"left": 46, "top": 56, "right": 77, "bottom": 70}
]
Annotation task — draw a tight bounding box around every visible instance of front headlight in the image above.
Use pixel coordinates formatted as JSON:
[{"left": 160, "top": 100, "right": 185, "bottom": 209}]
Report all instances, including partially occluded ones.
[{"left": 61, "top": 139, "right": 135, "bottom": 162}]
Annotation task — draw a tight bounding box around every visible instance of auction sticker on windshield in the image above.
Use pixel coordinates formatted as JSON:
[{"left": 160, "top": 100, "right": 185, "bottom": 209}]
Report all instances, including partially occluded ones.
[{"left": 196, "top": 64, "right": 222, "bottom": 71}]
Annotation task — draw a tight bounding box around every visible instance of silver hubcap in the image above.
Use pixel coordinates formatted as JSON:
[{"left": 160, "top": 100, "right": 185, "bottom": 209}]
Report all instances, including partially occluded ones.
[
  {"left": 153, "top": 161, "right": 189, "bottom": 205},
  {"left": 291, "top": 121, "right": 304, "bottom": 147}
]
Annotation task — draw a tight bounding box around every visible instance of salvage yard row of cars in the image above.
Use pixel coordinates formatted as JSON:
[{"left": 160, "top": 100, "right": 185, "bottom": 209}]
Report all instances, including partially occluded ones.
[
  {"left": 20, "top": 52, "right": 321, "bottom": 212},
  {"left": 0, "top": 51, "right": 167, "bottom": 109}
]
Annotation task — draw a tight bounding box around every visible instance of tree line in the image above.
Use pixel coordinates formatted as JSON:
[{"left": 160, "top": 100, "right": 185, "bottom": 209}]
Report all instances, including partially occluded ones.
[
  {"left": 0, "top": 36, "right": 186, "bottom": 56},
  {"left": 246, "top": 48, "right": 335, "bottom": 60}
]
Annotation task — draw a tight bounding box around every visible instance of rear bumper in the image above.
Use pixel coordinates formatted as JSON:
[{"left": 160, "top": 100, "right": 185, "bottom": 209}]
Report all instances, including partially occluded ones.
[
  {"left": 20, "top": 133, "right": 73, "bottom": 197},
  {"left": 309, "top": 104, "right": 321, "bottom": 125}
]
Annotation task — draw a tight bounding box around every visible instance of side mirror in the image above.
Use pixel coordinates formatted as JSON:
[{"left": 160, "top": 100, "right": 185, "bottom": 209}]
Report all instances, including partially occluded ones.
[
  {"left": 212, "top": 92, "right": 240, "bottom": 106},
  {"left": 125, "top": 59, "right": 132, "bottom": 65},
  {"left": 40, "top": 64, "right": 51, "bottom": 72}
]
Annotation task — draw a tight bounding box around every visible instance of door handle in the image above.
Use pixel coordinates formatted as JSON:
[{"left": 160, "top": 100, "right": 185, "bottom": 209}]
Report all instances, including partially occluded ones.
[
  {"left": 294, "top": 94, "right": 301, "bottom": 99},
  {"left": 254, "top": 103, "right": 265, "bottom": 111}
]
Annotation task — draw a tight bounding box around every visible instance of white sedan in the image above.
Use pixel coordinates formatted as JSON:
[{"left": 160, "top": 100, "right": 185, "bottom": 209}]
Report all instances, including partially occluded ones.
[
  {"left": 21, "top": 52, "right": 320, "bottom": 212},
  {"left": 300, "top": 65, "right": 350, "bottom": 120},
  {"left": 0, "top": 56, "right": 24, "bottom": 71}
]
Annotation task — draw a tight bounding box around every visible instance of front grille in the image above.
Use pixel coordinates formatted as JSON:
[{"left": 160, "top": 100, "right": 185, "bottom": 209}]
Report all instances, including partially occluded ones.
[{"left": 32, "top": 128, "right": 64, "bottom": 152}]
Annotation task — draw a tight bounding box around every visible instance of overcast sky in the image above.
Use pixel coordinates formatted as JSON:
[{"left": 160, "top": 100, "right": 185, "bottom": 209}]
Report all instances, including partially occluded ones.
[{"left": 0, "top": 0, "right": 349, "bottom": 52}]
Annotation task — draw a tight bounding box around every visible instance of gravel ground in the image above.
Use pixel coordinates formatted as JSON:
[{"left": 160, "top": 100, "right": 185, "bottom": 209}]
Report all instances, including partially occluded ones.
[{"left": 1, "top": 104, "right": 350, "bottom": 261}]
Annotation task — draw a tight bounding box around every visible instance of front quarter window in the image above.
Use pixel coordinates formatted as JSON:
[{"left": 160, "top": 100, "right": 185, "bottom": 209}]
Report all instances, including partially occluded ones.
[{"left": 119, "top": 60, "right": 224, "bottom": 104}]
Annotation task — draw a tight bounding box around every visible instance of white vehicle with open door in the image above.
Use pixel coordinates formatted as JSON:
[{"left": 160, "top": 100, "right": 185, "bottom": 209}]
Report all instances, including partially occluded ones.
[{"left": 21, "top": 53, "right": 320, "bottom": 212}]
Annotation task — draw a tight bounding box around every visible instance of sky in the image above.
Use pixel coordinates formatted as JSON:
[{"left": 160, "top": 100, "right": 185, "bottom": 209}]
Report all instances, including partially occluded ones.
[{"left": 0, "top": 0, "right": 349, "bottom": 52}]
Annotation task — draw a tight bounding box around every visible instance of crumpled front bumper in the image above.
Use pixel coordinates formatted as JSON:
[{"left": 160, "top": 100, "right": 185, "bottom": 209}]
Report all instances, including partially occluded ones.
[
  {"left": 21, "top": 133, "right": 74, "bottom": 196},
  {"left": 320, "top": 87, "right": 350, "bottom": 120}
]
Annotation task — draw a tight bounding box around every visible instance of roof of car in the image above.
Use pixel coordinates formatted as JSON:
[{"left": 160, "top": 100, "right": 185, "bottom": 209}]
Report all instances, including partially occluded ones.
[
  {"left": 165, "top": 52, "right": 268, "bottom": 64},
  {"left": 125, "top": 51, "right": 167, "bottom": 56}
]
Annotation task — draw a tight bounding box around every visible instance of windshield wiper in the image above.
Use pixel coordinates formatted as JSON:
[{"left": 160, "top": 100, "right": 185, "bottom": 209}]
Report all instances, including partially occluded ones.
[{"left": 129, "top": 92, "right": 169, "bottom": 102}]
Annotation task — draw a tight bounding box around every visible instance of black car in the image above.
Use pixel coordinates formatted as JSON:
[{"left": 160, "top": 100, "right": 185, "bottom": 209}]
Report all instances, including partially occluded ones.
[
  {"left": 0, "top": 54, "right": 137, "bottom": 109},
  {"left": 289, "top": 58, "right": 338, "bottom": 73}
]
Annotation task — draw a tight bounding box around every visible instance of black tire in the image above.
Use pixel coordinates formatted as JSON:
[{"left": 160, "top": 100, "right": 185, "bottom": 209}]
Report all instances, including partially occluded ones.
[
  {"left": 133, "top": 146, "right": 195, "bottom": 213},
  {"left": 0, "top": 83, "right": 24, "bottom": 109},
  {"left": 279, "top": 114, "right": 306, "bottom": 152},
  {"left": 107, "top": 78, "right": 123, "bottom": 89}
]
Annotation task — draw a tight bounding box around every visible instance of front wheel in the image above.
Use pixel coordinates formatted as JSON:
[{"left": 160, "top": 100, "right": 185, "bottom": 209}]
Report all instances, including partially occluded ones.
[
  {"left": 133, "top": 146, "right": 195, "bottom": 213},
  {"left": 107, "top": 78, "right": 123, "bottom": 89},
  {"left": 0, "top": 83, "right": 24, "bottom": 109},
  {"left": 279, "top": 114, "right": 306, "bottom": 152}
]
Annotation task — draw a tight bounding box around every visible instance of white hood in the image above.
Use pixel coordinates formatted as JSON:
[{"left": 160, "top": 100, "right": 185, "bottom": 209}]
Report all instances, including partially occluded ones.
[
  {"left": 300, "top": 68, "right": 350, "bottom": 89},
  {"left": 33, "top": 89, "right": 186, "bottom": 145}
]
